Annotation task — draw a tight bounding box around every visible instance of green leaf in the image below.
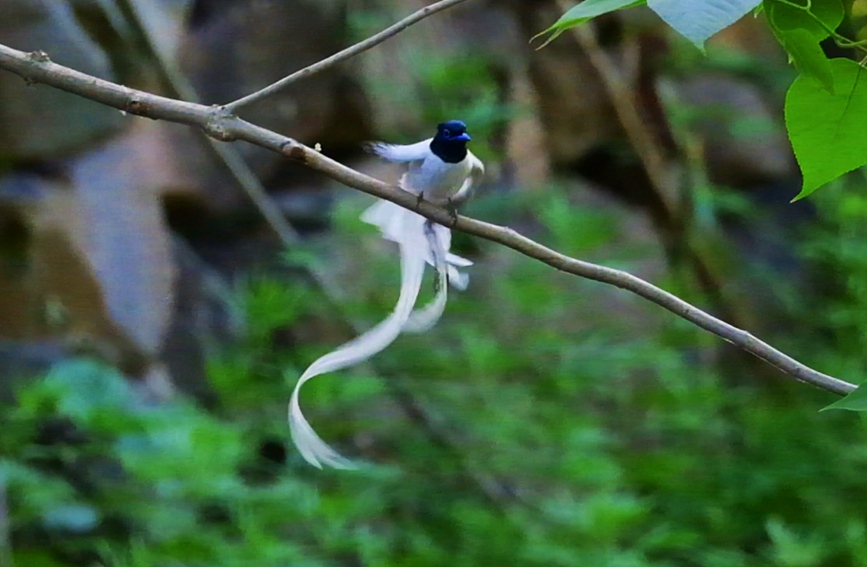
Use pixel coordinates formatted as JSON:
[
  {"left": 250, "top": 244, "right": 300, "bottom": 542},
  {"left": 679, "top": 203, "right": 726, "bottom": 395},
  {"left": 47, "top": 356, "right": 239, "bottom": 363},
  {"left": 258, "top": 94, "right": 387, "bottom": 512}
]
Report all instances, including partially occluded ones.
[
  {"left": 821, "top": 383, "right": 867, "bottom": 411},
  {"left": 764, "top": 0, "right": 844, "bottom": 41},
  {"left": 780, "top": 28, "right": 834, "bottom": 93},
  {"left": 534, "top": 0, "right": 647, "bottom": 46},
  {"left": 647, "top": 0, "right": 761, "bottom": 48},
  {"left": 785, "top": 59, "right": 867, "bottom": 200},
  {"left": 764, "top": 0, "right": 842, "bottom": 93}
]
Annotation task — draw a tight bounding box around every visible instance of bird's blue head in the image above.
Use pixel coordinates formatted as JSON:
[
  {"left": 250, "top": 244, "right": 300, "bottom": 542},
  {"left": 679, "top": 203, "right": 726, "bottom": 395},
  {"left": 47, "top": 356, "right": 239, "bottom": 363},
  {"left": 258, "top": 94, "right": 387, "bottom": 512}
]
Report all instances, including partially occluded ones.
[{"left": 430, "top": 120, "right": 471, "bottom": 164}]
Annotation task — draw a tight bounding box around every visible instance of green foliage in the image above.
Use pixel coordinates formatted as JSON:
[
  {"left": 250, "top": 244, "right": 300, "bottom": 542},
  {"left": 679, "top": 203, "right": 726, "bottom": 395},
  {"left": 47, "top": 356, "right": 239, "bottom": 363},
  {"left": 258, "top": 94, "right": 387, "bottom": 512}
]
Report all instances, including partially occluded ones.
[
  {"left": 542, "top": 0, "right": 867, "bottom": 200},
  {"left": 777, "top": 28, "right": 834, "bottom": 93},
  {"left": 533, "top": 0, "right": 647, "bottom": 46},
  {"left": 6, "top": 183, "right": 867, "bottom": 565},
  {"left": 765, "top": 0, "right": 844, "bottom": 93},
  {"left": 785, "top": 59, "right": 867, "bottom": 200},
  {"left": 764, "top": 0, "right": 844, "bottom": 40},
  {"left": 822, "top": 383, "right": 867, "bottom": 411}
]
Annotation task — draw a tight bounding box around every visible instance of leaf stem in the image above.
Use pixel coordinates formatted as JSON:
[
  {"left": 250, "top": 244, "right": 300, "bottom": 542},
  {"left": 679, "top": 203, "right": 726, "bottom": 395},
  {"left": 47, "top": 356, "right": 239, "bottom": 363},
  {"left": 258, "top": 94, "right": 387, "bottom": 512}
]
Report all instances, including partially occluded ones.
[{"left": 774, "top": 0, "right": 867, "bottom": 54}]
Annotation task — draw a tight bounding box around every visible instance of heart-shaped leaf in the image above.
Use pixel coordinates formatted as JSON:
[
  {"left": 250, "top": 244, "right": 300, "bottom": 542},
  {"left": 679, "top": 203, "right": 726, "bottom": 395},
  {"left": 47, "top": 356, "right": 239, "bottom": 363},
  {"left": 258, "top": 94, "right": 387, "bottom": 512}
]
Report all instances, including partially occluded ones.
[
  {"left": 780, "top": 28, "right": 834, "bottom": 93},
  {"left": 648, "top": 0, "right": 761, "bottom": 47},
  {"left": 764, "top": 0, "right": 844, "bottom": 41},
  {"left": 786, "top": 59, "right": 867, "bottom": 200}
]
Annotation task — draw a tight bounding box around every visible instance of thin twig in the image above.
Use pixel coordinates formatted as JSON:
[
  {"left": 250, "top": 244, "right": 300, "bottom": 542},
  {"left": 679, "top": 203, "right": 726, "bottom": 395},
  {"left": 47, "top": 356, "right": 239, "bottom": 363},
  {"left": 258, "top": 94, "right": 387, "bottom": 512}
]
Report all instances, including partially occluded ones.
[
  {"left": 223, "top": 0, "right": 473, "bottom": 112},
  {"left": 0, "top": 43, "right": 856, "bottom": 396}
]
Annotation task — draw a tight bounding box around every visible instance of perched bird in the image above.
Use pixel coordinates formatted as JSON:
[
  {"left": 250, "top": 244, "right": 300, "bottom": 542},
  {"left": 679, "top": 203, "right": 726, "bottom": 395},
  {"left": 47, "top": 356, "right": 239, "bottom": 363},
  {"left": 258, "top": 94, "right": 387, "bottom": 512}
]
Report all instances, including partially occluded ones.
[
  {"left": 365, "top": 119, "right": 485, "bottom": 206},
  {"left": 289, "top": 121, "right": 484, "bottom": 469}
]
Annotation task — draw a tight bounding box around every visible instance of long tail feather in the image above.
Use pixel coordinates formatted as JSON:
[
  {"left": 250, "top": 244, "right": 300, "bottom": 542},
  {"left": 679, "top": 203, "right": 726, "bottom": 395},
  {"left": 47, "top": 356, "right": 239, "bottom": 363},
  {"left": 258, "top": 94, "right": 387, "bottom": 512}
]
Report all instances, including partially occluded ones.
[
  {"left": 289, "top": 229, "right": 427, "bottom": 468},
  {"left": 403, "top": 221, "right": 449, "bottom": 334},
  {"left": 290, "top": 198, "right": 473, "bottom": 468}
]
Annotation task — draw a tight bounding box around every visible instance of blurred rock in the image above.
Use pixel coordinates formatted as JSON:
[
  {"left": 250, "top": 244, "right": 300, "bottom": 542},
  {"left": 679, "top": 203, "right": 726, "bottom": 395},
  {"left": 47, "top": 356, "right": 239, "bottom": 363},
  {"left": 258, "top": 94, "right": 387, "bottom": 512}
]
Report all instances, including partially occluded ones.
[
  {"left": 68, "top": 135, "right": 177, "bottom": 357},
  {"left": 672, "top": 74, "right": 795, "bottom": 187},
  {"left": 508, "top": 1, "right": 628, "bottom": 166},
  {"left": 0, "top": 0, "right": 123, "bottom": 159},
  {"left": 0, "top": 128, "right": 176, "bottom": 378},
  {"left": 159, "top": 236, "right": 242, "bottom": 400},
  {"left": 174, "top": 0, "right": 371, "bottom": 203}
]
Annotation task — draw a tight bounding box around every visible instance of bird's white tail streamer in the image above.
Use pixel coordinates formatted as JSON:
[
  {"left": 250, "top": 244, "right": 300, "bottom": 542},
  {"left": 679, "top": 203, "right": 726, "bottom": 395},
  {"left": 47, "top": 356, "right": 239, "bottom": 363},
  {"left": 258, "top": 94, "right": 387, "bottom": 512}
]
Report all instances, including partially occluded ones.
[
  {"left": 289, "top": 238, "right": 425, "bottom": 468},
  {"left": 289, "top": 200, "right": 471, "bottom": 469},
  {"left": 402, "top": 220, "right": 449, "bottom": 334}
]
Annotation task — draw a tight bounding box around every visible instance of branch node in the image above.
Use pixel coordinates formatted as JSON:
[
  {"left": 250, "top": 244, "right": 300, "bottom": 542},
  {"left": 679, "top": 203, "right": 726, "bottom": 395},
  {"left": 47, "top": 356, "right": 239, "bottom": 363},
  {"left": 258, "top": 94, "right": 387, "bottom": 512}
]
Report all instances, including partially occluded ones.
[
  {"left": 125, "top": 98, "right": 151, "bottom": 118},
  {"left": 202, "top": 106, "right": 237, "bottom": 142},
  {"left": 27, "top": 50, "right": 50, "bottom": 63},
  {"left": 281, "top": 141, "right": 307, "bottom": 163}
]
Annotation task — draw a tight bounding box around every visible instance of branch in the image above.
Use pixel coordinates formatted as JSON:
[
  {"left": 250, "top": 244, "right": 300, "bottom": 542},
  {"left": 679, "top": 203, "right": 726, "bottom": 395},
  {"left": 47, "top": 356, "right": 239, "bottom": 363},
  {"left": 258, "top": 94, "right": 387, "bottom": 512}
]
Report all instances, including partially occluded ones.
[
  {"left": 0, "top": 43, "right": 856, "bottom": 397},
  {"left": 223, "top": 0, "right": 473, "bottom": 112}
]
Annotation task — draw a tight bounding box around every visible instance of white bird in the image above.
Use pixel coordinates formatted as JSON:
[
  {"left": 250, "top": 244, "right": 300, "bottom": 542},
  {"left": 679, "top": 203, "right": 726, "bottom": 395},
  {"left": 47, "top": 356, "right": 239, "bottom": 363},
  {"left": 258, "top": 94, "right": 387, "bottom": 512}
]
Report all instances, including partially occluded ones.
[
  {"left": 289, "top": 120, "right": 484, "bottom": 469},
  {"left": 365, "top": 119, "right": 485, "bottom": 206}
]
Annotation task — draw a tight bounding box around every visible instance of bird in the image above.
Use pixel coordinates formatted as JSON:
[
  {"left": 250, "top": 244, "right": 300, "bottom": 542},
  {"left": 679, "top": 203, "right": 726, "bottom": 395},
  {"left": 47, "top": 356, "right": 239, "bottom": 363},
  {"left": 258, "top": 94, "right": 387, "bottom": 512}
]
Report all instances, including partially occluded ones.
[
  {"left": 364, "top": 119, "right": 485, "bottom": 208},
  {"left": 288, "top": 121, "right": 484, "bottom": 469}
]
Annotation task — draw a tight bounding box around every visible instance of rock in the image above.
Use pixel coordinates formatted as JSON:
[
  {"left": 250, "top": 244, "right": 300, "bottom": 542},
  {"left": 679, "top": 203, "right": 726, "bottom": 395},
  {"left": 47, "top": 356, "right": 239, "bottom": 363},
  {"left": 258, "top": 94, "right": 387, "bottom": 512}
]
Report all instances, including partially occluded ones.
[
  {"left": 672, "top": 74, "right": 795, "bottom": 187},
  {"left": 177, "top": 0, "right": 371, "bottom": 183},
  {"left": 0, "top": 0, "right": 123, "bottom": 159}
]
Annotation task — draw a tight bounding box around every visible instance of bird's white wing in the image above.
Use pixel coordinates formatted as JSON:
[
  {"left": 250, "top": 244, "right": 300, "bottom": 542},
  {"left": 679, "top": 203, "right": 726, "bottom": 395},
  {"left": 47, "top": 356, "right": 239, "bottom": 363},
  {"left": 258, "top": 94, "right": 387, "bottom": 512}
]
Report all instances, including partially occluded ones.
[
  {"left": 365, "top": 139, "right": 432, "bottom": 163},
  {"left": 450, "top": 151, "right": 485, "bottom": 205}
]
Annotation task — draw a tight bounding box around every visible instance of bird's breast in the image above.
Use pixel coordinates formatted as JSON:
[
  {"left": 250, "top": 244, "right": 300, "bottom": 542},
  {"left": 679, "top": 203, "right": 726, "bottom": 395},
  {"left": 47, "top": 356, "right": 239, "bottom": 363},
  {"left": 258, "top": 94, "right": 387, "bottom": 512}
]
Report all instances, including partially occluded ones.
[{"left": 404, "top": 156, "right": 472, "bottom": 203}]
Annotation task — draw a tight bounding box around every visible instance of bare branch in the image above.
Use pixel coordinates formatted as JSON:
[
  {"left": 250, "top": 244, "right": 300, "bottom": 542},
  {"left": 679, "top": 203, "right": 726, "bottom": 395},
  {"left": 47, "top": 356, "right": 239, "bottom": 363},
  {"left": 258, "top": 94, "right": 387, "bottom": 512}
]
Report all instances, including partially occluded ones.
[
  {"left": 223, "top": 0, "right": 473, "bottom": 112},
  {"left": 0, "top": 42, "right": 856, "bottom": 397}
]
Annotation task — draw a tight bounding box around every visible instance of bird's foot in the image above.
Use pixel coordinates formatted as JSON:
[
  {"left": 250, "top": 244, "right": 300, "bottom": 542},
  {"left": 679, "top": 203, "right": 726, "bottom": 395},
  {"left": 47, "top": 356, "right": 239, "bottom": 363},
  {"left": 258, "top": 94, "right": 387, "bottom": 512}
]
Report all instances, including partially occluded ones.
[
  {"left": 416, "top": 191, "right": 425, "bottom": 208},
  {"left": 446, "top": 198, "right": 459, "bottom": 227}
]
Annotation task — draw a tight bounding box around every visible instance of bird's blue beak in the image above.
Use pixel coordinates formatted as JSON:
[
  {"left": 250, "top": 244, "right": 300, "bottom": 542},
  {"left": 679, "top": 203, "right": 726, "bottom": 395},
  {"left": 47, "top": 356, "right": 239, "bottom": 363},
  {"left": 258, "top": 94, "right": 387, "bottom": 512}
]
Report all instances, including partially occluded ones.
[{"left": 455, "top": 133, "right": 471, "bottom": 142}]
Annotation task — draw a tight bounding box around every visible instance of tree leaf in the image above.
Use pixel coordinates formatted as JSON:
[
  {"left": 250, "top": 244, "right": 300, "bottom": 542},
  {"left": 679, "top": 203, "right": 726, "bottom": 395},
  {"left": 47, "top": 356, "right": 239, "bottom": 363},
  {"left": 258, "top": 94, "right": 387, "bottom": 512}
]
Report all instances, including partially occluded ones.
[
  {"left": 780, "top": 28, "right": 834, "bottom": 93},
  {"left": 821, "top": 383, "right": 867, "bottom": 411},
  {"left": 534, "top": 0, "right": 647, "bottom": 46},
  {"left": 786, "top": 59, "right": 867, "bottom": 200},
  {"left": 647, "top": 0, "right": 761, "bottom": 47},
  {"left": 764, "top": 0, "right": 844, "bottom": 41},
  {"left": 763, "top": 0, "right": 842, "bottom": 94}
]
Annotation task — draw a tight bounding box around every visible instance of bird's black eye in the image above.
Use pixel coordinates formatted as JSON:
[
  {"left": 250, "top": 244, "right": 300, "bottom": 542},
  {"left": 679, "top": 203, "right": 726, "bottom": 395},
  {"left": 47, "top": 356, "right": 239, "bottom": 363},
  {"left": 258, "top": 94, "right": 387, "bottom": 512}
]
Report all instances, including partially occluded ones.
[{"left": 442, "top": 129, "right": 451, "bottom": 139}]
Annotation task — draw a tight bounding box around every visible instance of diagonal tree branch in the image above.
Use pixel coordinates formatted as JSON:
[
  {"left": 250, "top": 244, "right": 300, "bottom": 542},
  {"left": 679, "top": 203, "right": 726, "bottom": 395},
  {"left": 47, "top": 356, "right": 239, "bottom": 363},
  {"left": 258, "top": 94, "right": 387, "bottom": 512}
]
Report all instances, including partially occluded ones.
[
  {"left": 0, "top": 42, "right": 856, "bottom": 397},
  {"left": 223, "top": 0, "right": 473, "bottom": 112}
]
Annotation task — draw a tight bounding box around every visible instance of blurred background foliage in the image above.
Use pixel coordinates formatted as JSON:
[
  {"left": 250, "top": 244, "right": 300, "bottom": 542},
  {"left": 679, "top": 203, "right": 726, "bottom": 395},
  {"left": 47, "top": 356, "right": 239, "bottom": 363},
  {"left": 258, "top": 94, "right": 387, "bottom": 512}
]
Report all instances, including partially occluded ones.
[{"left": 2, "top": 0, "right": 867, "bottom": 565}]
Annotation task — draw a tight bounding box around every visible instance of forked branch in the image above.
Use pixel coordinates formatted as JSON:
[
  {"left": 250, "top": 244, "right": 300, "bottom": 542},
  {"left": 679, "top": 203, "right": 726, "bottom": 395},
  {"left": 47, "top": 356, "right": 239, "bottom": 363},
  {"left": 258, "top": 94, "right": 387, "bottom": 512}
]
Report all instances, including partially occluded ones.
[{"left": 223, "top": 0, "right": 473, "bottom": 112}]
